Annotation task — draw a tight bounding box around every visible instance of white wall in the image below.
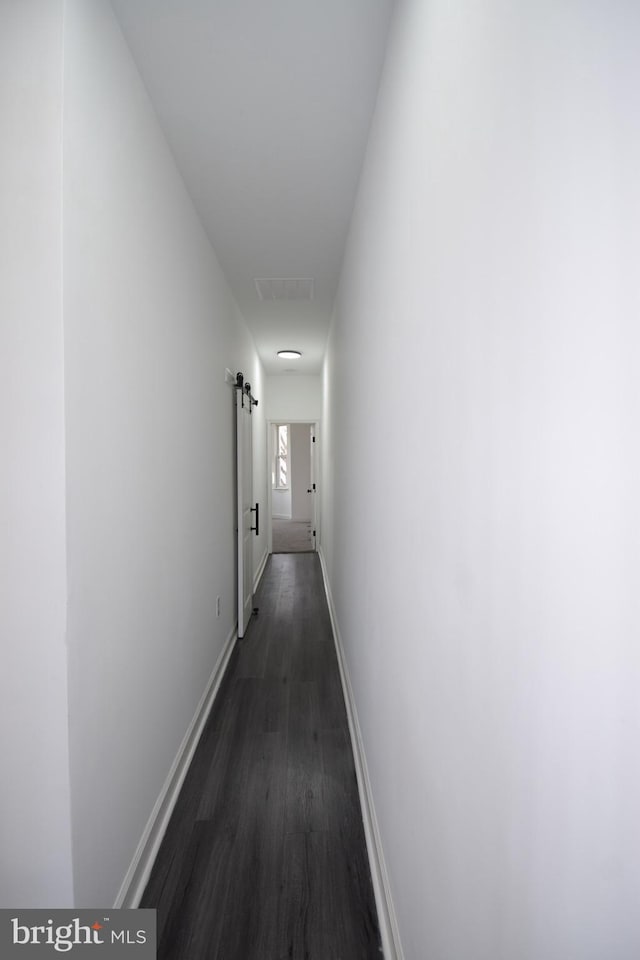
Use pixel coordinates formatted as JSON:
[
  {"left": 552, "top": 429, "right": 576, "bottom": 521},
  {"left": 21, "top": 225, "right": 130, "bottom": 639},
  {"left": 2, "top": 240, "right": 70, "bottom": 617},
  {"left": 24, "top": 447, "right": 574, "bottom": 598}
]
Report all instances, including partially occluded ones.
[
  {"left": 63, "top": 0, "right": 265, "bottom": 906},
  {"left": 0, "top": 0, "right": 74, "bottom": 907},
  {"left": 290, "top": 424, "right": 312, "bottom": 522},
  {"left": 322, "top": 2, "right": 640, "bottom": 958},
  {"left": 272, "top": 486, "right": 291, "bottom": 520},
  {"left": 265, "top": 374, "right": 321, "bottom": 422}
]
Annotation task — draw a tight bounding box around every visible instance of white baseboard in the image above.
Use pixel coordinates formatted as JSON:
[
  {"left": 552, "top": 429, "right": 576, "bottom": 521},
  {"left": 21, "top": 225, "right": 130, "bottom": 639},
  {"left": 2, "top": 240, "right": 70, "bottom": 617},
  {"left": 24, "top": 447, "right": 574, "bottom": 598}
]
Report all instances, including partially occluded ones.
[
  {"left": 318, "top": 548, "right": 405, "bottom": 960},
  {"left": 113, "top": 623, "right": 238, "bottom": 908},
  {"left": 254, "top": 547, "right": 269, "bottom": 593},
  {"left": 271, "top": 513, "right": 291, "bottom": 520}
]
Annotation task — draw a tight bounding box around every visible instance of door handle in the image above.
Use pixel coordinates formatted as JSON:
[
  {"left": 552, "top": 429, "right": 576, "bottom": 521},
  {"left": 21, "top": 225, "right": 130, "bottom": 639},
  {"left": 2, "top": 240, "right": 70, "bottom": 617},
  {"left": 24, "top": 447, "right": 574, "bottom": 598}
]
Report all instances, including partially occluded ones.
[{"left": 250, "top": 502, "right": 259, "bottom": 536}]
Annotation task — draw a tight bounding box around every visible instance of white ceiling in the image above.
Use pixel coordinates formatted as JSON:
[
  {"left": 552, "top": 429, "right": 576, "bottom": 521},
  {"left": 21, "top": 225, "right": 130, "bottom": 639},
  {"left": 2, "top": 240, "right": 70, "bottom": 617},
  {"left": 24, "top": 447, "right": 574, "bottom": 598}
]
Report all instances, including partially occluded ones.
[{"left": 111, "top": 0, "right": 395, "bottom": 374}]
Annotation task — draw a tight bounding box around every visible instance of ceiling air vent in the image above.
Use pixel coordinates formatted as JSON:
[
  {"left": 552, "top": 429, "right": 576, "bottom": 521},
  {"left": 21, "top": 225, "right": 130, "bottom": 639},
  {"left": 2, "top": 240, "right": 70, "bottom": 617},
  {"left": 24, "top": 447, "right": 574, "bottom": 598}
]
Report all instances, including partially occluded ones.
[{"left": 254, "top": 277, "right": 314, "bottom": 302}]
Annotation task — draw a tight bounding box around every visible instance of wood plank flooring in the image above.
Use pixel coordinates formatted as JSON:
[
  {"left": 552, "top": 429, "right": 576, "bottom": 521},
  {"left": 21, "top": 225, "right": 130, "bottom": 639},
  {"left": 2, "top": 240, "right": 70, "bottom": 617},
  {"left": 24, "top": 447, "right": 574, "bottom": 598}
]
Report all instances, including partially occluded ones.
[{"left": 141, "top": 552, "right": 382, "bottom": 960}]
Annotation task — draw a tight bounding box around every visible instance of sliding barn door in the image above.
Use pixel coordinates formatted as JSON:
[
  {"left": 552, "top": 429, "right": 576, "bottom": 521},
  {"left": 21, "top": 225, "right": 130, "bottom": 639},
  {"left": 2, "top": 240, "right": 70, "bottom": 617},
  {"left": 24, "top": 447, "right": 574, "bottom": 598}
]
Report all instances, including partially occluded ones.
[
  {"left": 309, "top": 424, "right": 317, "bottom": 551},
  {"left": 236, "top": 373, "right": 257, "bottom": 638}
]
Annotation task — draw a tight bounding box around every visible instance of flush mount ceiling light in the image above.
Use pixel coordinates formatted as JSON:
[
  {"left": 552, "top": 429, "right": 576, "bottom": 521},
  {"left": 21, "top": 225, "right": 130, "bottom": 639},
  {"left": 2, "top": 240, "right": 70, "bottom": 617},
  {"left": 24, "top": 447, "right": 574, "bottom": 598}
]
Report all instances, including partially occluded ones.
[{"left": 277, "top": 350, "right": 302, "bottom": 359}]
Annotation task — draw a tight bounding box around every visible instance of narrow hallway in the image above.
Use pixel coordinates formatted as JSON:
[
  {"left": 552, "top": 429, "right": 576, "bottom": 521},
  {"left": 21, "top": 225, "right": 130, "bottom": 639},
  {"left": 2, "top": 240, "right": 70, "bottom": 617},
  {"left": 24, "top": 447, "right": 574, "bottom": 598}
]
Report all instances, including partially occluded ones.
[{"left": 141, "top": 553, "right": 381, "bottom": 959}]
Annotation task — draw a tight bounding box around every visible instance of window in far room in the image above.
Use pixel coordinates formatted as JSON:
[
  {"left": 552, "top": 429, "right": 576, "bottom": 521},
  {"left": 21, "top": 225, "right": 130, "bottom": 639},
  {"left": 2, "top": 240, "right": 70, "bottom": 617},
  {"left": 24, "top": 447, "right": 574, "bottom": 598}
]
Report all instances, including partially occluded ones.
[{"left": 272, "top": 423, "right": 289, "bottom": 489}]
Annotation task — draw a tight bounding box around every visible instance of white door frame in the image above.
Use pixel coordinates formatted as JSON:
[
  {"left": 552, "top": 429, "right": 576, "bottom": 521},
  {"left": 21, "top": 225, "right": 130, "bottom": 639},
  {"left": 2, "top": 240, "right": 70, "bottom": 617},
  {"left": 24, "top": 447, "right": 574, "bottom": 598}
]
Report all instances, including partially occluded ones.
[{"left": 266, "top": 419, "right": 320, "bottom": 555}]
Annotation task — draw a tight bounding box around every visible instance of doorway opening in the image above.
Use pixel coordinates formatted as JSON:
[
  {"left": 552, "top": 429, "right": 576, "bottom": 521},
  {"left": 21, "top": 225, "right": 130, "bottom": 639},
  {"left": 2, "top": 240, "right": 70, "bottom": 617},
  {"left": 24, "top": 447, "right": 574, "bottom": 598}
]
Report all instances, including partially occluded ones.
[{"left": 268, "top": 421, "right": 318, "bottom": 554}]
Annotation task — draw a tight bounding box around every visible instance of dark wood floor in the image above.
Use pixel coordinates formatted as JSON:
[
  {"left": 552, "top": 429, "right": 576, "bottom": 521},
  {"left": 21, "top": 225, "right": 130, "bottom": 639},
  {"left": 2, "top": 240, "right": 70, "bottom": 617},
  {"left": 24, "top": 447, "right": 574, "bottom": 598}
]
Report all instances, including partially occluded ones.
[{"left": 141, "top": 552, "right": 381, "bottom": 960}]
